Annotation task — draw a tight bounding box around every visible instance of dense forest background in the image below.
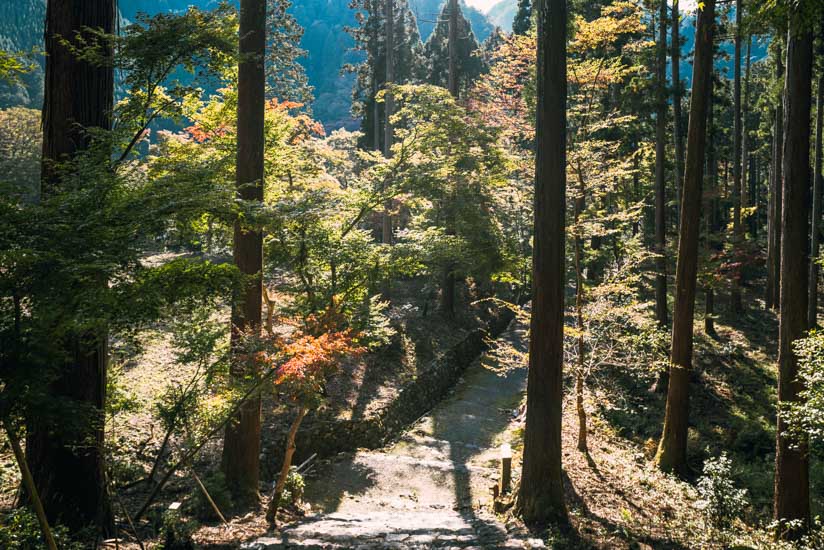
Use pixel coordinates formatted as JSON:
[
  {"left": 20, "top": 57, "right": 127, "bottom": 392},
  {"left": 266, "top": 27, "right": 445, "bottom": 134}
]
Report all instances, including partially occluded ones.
[{"left": 0, "top": 0, "right": 502, "bottom": 130}]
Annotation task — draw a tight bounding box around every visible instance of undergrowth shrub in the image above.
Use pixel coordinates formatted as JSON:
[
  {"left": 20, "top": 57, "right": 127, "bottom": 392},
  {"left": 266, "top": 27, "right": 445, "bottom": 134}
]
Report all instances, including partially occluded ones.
[
  {"left": 695, "top": 452, "right": 748, "bottom": 531},
  {"left": 281, "top": 468, "right": 305, "bottom": 507},
  {"left": 0, "top": 508, "right": 83, "bottom": 550},
  {"left": 161, "top": 509, "right": 197, "bottom": 550}
]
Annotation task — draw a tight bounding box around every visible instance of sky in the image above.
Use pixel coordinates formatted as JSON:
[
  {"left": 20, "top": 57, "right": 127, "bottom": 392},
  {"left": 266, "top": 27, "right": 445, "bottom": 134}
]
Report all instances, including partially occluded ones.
[{"left": 465, "top": 0, "right": 501, "bottom": 12}]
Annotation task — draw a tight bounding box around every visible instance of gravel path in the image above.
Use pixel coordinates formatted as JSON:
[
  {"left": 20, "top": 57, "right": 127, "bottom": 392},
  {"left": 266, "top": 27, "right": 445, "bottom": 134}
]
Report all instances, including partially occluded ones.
[{"left": 244, "top": 319, "right": 546, "bottom": 549}]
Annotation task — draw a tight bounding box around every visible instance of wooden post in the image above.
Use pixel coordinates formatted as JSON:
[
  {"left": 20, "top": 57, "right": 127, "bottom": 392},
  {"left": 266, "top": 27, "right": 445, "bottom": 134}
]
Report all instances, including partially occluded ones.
[{"left": 499, "top": 443, "right": 512, "bottom": 494}]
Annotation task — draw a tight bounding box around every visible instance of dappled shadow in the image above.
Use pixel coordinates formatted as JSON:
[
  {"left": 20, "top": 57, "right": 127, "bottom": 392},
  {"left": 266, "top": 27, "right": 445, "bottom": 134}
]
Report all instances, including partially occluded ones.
[
  {"left": 428, "top": 318, "right": 527, "bottom": 546},
  {"left": 563, "top": 470, "right": 690, "bottom": 550},
  {"left": 300, "top": 459, "right": 378, "bottom": 515}
]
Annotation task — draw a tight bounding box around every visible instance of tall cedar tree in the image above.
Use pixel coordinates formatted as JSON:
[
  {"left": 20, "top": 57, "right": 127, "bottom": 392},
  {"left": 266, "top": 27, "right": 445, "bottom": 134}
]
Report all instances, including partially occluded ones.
[
  {"left": 655, "top": 0, "right": 715, "bottom": 476},
  {"left": 730, "top": 0, "right": 744, "bottom": 313},
  {"left": 651, "top": 0, "right": 669, "bottom": 394},
  {"left": 773, "top": 5, "right": 814, "bottom": 538},
  {"left": 672, "top": 0, "right": 684, "bottom": 228},
  {"left": 517, "top": 0, "right": 568, "bottom": 525},
  {"left": 808, "top": 22, "right": 823, "bottom": 328},
  {"left": 349, "top": 0, "right": 422, "bottom": 151},
  {"left": 766, "top": 39, "right": 784, "bottom": 310},
  {"left": 441, "top": 0, "right": 459, "bottom": 315},
  {"left": 222, "top": 0, "right": 266, "bottom": 506},
  {"left": 654, "top": 0, "right": 668, "bottom": 330},
  {"left": 26, "top": 0, "right": 116, "bottom": 534},
  {"left": 422, "top": 0, "right": 484, "bottom": 99},
  {"left": 513, "top": 0, "right": 532, "bottom": 35}
]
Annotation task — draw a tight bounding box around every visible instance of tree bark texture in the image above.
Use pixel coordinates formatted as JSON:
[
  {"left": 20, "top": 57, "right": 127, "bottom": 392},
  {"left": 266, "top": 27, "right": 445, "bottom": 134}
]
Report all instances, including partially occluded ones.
[
  {"left": 773, "top": 16, "right": 813, "bottom": 539},
  {"left": 222, "top": 0, "right": 266, "bottom": 507},
  {"left": 517, "top": 0, "right": 568, "bottom": 526},
  {"left": 28, "top": 0, "right": 116, "bottom": 534},
  {"left": 655, "top": 0, "right": 715, "bottom": 476}
]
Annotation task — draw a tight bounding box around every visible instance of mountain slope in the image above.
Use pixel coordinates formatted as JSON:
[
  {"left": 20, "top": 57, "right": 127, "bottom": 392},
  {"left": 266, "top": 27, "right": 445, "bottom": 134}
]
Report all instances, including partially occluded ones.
[{"left": 486, "top": 0, "right": 516, "bottom": 32}]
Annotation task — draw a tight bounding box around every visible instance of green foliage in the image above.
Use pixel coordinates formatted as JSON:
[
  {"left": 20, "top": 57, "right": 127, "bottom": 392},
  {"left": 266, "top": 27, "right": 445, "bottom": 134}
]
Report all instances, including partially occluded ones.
[
  {"left": 160, "top": 509, "right": 197, "bottom": 550},
  {"left": 0, "top": 50, "right": 32, "bottom": 85},
  {"left": 695, "top": 452, "right": 749, "bottom": 531},
  {"left": 389, "top": 84, "right": 516, "bottom": 291},
  {"left": 785, "top": 330, "right": 824, "bottom": 446},
  {"left": 281, "top": 468, "right": 306, "bottom": 507},
  {"left": 267, "top": 0, "right": 313, "bottom": 104},
  {"left": 0, "top": 508, "right": 83, "bottom": 550},
  {"left": 419, "top": 3, "right": 486, "bottom": 96},
  {"left": 0, "top": 107, "right": 40, "bottom": 203}
]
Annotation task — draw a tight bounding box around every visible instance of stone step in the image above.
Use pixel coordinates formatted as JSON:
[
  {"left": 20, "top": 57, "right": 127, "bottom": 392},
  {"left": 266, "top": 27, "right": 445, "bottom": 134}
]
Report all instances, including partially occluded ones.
[{"left": 241, "top": 511, "right": 545, "bottom": 550}]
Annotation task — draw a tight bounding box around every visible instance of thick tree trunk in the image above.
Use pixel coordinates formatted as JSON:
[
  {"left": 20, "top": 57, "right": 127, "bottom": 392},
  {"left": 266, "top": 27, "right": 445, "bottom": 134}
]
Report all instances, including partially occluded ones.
[
  {"left": 651, "top": 0, "right": 669, "bottom": 394},
  {"left": 808, "top": 31, "right": 823, "bottom": 328},
  {"left": 773, "top": 17, "right": 813, "bottom": 540},
  {"left": 672, "top": 0, "right": 684, "bottom": 229},
  {"left": 730, "top": 0, "right": 744, "bottom": 313},
  {"left": 655, "top": 0, "right": 714, "bottom": 476},
  {"left": 517, "top": 0, "right": 568, "bottom": 526},
  {"left": 767, "top": 44, "right": 785, "bottom": 310},
  {"left": 28, "top": 0, "right": 115, "bottom": 534},
  {"left": 222, "top": 0, "right": 266, "bottom": 507}
]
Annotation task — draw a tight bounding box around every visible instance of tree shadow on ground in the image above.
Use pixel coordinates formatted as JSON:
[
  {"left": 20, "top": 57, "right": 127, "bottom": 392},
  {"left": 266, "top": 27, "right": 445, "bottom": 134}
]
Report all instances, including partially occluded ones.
[
  {"left": 597, "top": 285, "right": 781, "bottom": 514},
  {"left": 429, "top": 319, "right": 528, "bottom": 547},
  {"left": 562, "top": 470, "right": 690, "bottom": 550}
]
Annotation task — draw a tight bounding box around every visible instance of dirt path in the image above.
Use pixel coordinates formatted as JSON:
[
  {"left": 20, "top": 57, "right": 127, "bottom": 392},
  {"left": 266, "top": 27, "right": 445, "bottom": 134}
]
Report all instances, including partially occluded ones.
[{"left": 244, "top": 319, "right": 545, "bottom": 549}]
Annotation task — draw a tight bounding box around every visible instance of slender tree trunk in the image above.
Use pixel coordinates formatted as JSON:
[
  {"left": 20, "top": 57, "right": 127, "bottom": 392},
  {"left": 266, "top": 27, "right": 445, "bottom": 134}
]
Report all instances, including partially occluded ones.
[
  {"left": 767, "top": 43, "right": 785, "bottom": 310},
  {"left": 672, "top": 0, "right": 684, "bottom": 229},
  {"left": 517, "top": 0, "right": 568, "bottom": 526},
  {"left": 742, "top": 35, "right": 753, "bottom": 236},
  {"left": 730, "top": 0, "right": 744, "bottom": 313},
  {"left": 6, "top": 422, "right": 57, "bottom": 550},
  {"left": 651, "top": 0, "right": 669, "bottom": 394},
  {"left": 654, "top": 0, "right": 668, "bottom": 326},
  {"left": 574, "top": 175, "right": 587, "bottom": 453},
  {"left": 705, "top": 76, "right": 717, "bottom": 336},
  {"left": 27, "top": 0, "right": 116, "bottom": 534},
  {"left": 773, "top": 16, "right": 813, "bottom": 540},
  {"left": 382, "top": 0, "right": 394, "bottom": 245},
  {"left": 808, "top": 29, "right": 823, "bottom": 328},
  {"left": 441, "top": 0, "right": 459, "bottom": 315},
  {"left": 266, "top": 407, "right": 308, "bottom": 525},
  {"left": 222, "top": 0, "right": 266, "bottom": 507},
  {"left": 371, "top": 0, "right": 381, "bottom": 153},
  {"left": 655, "top": 0, "right": 715, "bottom": 476},
  {"left": 447, "top": 0, "right": 458, "bottom": 98}
]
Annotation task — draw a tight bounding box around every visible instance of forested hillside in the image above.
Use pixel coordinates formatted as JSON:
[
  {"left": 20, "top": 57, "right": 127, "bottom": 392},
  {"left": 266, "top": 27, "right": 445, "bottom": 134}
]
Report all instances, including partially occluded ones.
[
  {"left": 0, "top": 0, "right": 499, "bottom": 129},
  {"left": 2, "top": 0, "right": 824, "bottom": 549}
]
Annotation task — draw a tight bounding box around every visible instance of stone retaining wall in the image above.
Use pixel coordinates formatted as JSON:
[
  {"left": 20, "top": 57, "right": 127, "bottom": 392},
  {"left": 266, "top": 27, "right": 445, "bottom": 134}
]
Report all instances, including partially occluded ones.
[{"left": 261, "top": 308, "right": 515, "bottom": 480}]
